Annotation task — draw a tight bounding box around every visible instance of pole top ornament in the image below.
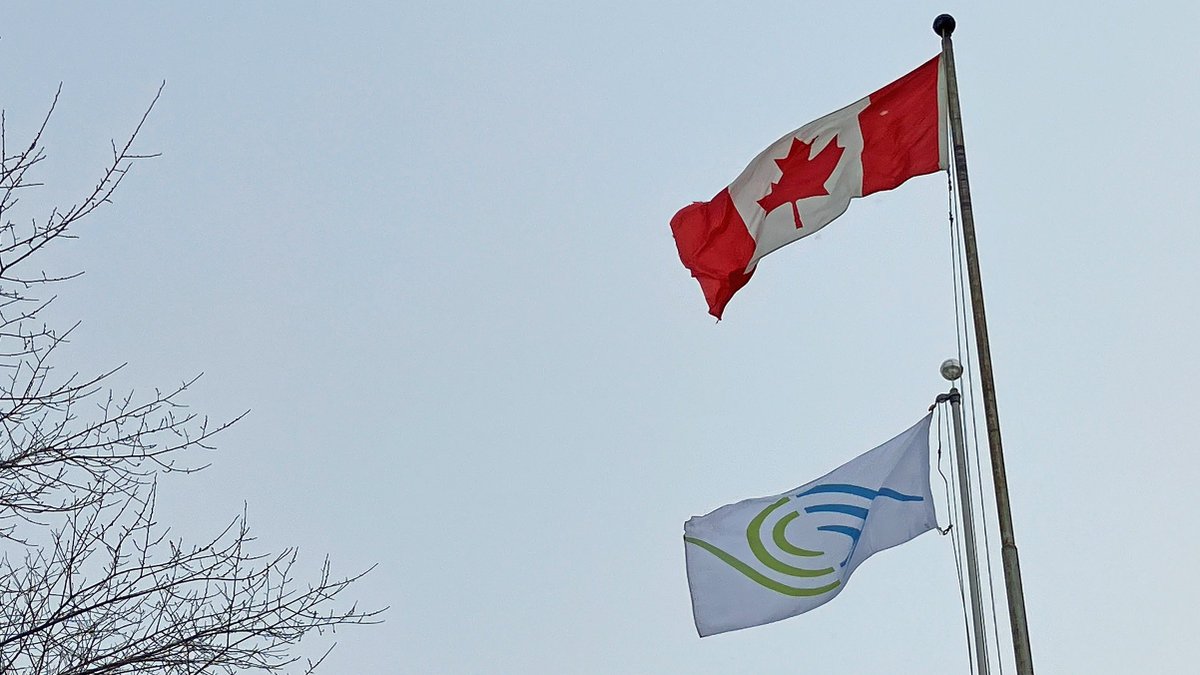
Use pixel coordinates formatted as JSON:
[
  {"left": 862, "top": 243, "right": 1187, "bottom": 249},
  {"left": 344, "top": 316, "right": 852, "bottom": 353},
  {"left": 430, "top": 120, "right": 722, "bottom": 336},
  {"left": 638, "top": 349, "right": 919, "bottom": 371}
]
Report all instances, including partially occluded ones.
[{"left": 933, "top": 14, "right": 956, "bottom": 38}]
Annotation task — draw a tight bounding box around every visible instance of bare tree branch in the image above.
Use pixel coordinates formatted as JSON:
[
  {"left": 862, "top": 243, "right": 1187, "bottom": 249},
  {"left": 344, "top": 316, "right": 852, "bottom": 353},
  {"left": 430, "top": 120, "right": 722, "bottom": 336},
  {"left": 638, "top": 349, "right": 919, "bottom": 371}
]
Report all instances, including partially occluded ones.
[{"left": 0, "top": 87, "right": 379, "bottom": 674}]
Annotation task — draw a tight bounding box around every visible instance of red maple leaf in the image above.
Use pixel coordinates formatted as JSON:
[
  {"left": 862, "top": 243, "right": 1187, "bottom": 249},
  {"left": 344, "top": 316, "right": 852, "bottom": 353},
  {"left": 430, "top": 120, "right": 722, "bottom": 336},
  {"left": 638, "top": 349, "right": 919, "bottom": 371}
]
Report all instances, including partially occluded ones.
[{"left": 756, "top": 135, "right": 845, "bottom": 228}]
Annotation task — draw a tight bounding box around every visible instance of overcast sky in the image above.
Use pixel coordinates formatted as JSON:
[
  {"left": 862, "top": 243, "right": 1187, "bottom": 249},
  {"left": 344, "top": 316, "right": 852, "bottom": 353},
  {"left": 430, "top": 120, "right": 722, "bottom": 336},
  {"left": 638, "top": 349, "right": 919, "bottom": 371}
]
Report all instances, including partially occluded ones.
[{"left": 4, "top": 2, "right": 1198, "bottom": 673}]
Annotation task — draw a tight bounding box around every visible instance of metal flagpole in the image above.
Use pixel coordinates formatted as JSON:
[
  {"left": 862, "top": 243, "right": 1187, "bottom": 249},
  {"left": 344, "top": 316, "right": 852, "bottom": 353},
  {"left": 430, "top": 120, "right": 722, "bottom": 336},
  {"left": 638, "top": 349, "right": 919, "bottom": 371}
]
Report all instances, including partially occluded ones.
[
  {"left": 934, "top": 14, "right": 1035, "bottom": 675},
  {"left": 937, "top": 377, "right": 990, "bottom": 675}
]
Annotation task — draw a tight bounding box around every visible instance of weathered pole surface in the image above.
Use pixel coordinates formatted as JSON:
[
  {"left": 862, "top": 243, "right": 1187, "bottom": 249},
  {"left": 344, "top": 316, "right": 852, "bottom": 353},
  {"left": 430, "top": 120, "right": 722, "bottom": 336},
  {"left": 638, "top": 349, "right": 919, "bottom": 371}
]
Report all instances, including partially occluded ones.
[{"left": 934, "top": 13, "right": 1035, "bottom": 675}]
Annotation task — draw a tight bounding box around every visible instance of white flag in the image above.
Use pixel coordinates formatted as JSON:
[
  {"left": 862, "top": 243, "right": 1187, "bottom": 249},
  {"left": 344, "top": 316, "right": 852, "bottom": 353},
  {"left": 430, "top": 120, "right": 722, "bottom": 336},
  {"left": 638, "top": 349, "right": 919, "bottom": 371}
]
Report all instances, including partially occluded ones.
[{"left": 684, "top": 414, "right": 936, "bottom": 636}]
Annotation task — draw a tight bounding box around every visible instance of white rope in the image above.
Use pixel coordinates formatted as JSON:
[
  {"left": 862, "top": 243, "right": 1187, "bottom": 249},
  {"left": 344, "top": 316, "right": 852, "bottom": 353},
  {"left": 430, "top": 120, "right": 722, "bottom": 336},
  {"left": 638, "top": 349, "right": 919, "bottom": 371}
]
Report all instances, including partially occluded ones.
[
  {"left": 946, "top": 158, "right": 1006, "bottom": 675},
  {"left": 935, "top": 402, "right": 977, "bottom": 675}
]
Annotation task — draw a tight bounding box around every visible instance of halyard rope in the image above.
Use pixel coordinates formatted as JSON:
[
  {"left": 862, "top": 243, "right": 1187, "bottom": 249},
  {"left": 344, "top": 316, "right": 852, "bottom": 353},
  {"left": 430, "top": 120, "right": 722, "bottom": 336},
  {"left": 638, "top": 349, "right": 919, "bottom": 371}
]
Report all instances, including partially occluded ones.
[
  {"left": 947, "top": 156, "right": 1006, "bottom": 675},
  {"left": 935, "top": 402, "right": 978, "bottom": 675}
]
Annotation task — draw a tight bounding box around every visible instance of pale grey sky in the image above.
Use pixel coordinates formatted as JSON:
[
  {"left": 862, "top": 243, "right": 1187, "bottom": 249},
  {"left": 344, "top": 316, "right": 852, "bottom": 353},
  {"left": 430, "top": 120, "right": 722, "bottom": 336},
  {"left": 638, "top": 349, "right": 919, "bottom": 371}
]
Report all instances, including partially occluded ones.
[{"left": 4, "top": 2, "right": 1198, "bottom": 672}]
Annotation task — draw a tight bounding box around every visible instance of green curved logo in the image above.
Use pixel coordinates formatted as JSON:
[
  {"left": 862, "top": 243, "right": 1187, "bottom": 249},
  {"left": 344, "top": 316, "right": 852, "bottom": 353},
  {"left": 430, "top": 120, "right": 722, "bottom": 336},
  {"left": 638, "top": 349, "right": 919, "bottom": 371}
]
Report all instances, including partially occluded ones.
[
  {"left": 685, "top": 497, "right": 841, "bottom": 597},
  {"left": 685, "top": 483, "right": 926, "bottom": 597}
]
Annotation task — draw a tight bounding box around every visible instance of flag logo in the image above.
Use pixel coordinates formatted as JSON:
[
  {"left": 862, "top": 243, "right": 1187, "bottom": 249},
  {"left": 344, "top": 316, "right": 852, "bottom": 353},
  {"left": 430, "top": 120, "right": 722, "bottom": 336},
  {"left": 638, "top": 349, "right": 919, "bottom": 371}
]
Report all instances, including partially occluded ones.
[
  {"left": 685, "top": 416, "right": 936, "bottom": 635},
  {"left": 684, "top": 483, "right": 925, "bottom": 598}
]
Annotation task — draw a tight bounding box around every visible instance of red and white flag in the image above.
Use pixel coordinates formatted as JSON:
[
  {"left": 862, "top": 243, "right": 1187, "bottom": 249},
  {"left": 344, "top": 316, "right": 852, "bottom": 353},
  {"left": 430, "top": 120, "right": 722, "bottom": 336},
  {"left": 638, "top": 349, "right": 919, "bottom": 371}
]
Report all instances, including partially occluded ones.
[{"left": 671, "top": 56, "right": 947, "bottom": 319}]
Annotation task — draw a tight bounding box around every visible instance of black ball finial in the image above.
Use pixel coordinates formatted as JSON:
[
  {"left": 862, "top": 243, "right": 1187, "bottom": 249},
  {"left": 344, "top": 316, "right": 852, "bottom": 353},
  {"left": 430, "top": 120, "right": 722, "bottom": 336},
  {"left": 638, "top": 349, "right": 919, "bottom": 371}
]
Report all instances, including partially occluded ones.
[{"left": 933, "top": 14, "right": 956, "bottom": 37}]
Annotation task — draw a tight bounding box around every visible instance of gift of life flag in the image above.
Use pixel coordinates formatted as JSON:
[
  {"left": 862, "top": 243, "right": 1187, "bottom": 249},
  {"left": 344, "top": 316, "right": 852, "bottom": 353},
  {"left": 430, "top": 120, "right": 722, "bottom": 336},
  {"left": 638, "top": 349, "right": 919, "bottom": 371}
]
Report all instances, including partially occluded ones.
[
  {"left": 671, "top": 56, "right": 948, "bottom": 319},
  {"left": 683, "top": 414, "right": 937, "bottom": 637}
]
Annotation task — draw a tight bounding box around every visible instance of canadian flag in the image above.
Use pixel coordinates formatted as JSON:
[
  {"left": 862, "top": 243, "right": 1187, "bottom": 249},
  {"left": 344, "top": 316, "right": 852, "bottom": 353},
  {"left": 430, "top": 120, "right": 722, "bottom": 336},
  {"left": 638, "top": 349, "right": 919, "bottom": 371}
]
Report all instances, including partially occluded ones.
[{"left": 671, "top": 56, "right": 947, "bottom": 319}]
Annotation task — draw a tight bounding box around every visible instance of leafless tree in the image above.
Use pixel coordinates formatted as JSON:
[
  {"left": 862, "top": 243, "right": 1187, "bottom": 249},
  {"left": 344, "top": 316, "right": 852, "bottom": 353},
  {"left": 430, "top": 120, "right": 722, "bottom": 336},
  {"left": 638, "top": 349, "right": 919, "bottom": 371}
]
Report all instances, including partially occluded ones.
[{"left": 0, "top": 86, "right": 380, "bottom": 674}]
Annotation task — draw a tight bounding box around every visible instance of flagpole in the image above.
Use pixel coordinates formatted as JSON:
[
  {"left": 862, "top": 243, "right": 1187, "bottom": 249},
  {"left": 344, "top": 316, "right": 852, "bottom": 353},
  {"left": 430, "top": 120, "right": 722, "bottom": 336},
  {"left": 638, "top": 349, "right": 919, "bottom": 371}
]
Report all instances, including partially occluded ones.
[
  {"left": 934, "top": 14, "right": 1035, "bottom": 675},
  {"left": 942, "top": 385, "right": 990, "bottom": 675}
]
